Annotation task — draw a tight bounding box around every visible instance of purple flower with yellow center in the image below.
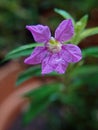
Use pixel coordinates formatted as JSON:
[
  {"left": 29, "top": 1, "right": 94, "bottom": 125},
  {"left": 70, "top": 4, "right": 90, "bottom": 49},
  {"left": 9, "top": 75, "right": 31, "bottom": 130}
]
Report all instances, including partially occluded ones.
[{"left": 24, "top": 19, "right": 82, "bottom": 74}]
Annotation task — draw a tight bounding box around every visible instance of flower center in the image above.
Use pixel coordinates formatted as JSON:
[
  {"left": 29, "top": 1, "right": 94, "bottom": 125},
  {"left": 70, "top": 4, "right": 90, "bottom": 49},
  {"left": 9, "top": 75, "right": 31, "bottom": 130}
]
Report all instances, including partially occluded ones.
[{"left": 47, "top": 37, "right": 62, "bottom": 53}]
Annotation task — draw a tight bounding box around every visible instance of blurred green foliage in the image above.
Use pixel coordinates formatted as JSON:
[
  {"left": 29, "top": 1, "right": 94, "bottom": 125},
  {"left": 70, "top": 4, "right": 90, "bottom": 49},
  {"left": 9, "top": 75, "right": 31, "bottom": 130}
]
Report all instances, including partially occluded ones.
[{"left": 0, "top": 0, "right": 98, "bottom": 51}]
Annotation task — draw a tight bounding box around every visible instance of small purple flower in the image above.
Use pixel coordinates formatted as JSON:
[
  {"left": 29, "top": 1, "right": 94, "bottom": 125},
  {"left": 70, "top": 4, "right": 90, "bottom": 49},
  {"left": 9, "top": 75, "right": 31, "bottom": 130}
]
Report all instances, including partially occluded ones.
[{"left": 24, "top": 19, "right": 82, "bottom": 74}]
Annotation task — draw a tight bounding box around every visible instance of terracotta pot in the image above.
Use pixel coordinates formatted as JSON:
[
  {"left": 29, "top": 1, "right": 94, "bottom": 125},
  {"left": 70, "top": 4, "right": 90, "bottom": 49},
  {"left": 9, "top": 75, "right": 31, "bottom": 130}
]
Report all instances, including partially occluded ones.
[{"left": 0, "top": 60, "right": 42, "bottom": 130}]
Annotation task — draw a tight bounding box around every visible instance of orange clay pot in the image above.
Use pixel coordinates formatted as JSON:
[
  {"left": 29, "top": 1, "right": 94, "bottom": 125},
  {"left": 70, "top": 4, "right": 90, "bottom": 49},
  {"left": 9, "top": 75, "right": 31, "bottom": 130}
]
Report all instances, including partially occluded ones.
[{"left": 0, "top": 60, "right": 42, "bottom": 130}]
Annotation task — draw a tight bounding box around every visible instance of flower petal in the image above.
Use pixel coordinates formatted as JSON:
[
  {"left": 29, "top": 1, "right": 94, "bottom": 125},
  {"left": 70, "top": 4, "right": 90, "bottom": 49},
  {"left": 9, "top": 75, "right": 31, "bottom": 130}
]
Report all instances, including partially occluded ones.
[
  {"left": 61, "top": 44, "right": 82, "bottom": 63},
  {"left": 24, "top": 47, "right": 47, "bottom": 64},
  {"left": 26, "top": 25, "right": 51, "bottom": 43},
  {"left": 55, "top": 19, "right": 74, "bottom": 43},
  {"left": 42, "top": 53, "right": 68, "bottom": 74},
  {"left": 55, "top": 62, "right": 68, "bottom": 74},
  {"left": 42, "top": 55, "right": 53, "bottom": 74},
  {"left": 49, "top": 53, "right": 68, "bottom": 73}
]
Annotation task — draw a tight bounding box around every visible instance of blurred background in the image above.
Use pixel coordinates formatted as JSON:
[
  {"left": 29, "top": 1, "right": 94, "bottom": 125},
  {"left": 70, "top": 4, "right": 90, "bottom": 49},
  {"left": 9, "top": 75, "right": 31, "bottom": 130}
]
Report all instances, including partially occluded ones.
[{"left": 0, "top": 0, "right": 98, "bottom": 130}]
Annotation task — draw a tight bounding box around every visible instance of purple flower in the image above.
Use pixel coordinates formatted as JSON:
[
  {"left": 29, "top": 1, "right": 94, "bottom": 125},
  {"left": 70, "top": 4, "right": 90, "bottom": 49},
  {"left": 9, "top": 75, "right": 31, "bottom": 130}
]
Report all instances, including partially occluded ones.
[{"left": 24, "top": 19, "right": 82, "bottom": 74}]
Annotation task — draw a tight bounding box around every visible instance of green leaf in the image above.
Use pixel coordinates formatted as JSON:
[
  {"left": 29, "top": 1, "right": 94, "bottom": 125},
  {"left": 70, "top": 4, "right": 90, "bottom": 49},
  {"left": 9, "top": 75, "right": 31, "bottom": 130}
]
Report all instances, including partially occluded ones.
[
  {"left": 66, "top": 80, "right": 83, "bottom": 93},
  {"left": 60, "top": 93, "right": 84, "bottom": 109},
  {"left": 54, "top": 8, "right": 75, "bottom": 24},
  {"left": 24, "top": 83, "right": 61, "bottom": 100},
  {"left": 16, "top": 66, "right": 41, "bottom": 86},
  {"left": 23, "top": 83, "right": 62, "bottom": 124},
  {"left": 75, "top": 14, "right": 88, "bottom": 32},
  {"left": 71, "top": 66, "right": 98, "bottom": 87},
  {"left": 5, "top": 48, "right": 33, "bottom": 60},
  {"left": 4, "top": 43, "right": 44, "bottom": 60},
  {"left": 16, "top": 66, "right": 60, "bottom": 86},
  {"left": 80, "top": 27, "right": 98, "bottom": 41},
  {"left": 82, "top": 47, "right": 98, "bottom": 58},
  {"left": 71, "top": 15, "right": 88, "bottom": 44},
  {"left": 71, "top": 65, "right": 98, "bottom": 77}
]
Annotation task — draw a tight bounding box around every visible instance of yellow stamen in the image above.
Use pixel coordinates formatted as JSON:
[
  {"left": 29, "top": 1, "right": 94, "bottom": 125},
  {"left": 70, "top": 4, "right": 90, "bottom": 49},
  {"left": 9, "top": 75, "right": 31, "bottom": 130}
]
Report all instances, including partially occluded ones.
[
  {"left": 47, "top": 37, "right": 62, "bottom": 53},
  {"left": 49, "top": 37, "right": 58, "bottom": 45}
]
